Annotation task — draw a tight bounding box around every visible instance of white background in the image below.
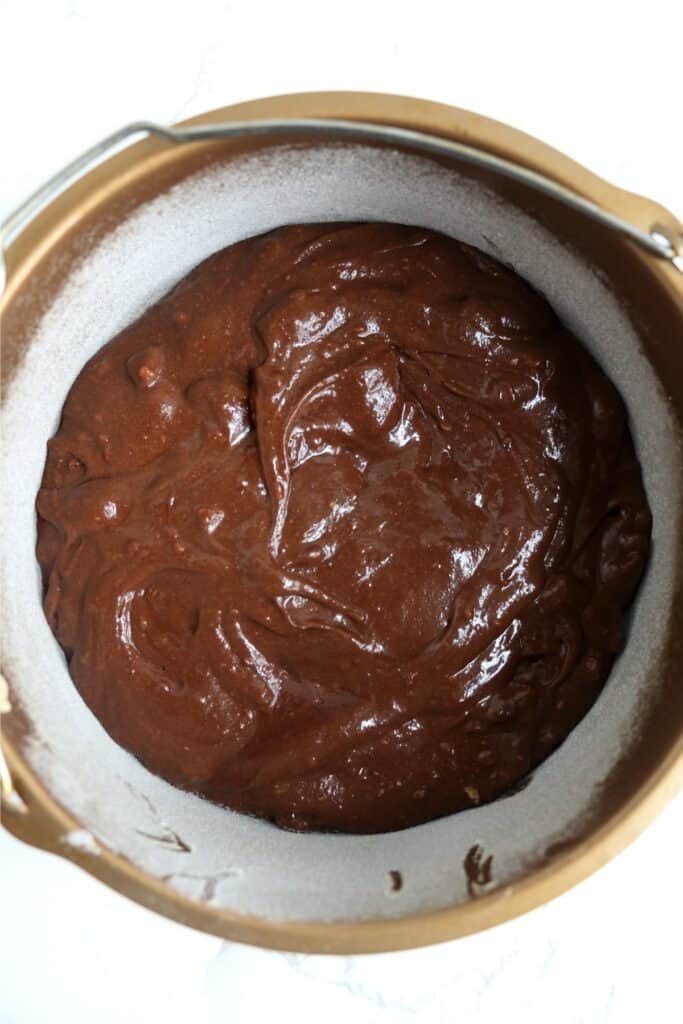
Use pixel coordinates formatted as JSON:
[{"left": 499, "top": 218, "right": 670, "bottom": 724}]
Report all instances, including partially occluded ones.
[{"left": 1, "top": 1, "right": 681, "bottom": 1021}]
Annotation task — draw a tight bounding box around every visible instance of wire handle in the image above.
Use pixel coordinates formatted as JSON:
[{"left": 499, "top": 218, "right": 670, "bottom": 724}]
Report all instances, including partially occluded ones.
[{"left": 1, "top": 117, "right": 681, "bottom": 283}]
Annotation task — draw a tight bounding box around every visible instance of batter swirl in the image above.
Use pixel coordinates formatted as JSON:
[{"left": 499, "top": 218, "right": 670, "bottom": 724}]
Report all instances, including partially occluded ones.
[{"left": 37, "top": 224, "right": 651, "bottom": 832}]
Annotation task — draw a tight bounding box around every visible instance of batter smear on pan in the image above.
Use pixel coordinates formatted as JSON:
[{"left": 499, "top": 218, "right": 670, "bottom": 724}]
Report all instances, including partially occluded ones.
[{"left": 36, "top": 224, "right": 651, "bottom": 832}]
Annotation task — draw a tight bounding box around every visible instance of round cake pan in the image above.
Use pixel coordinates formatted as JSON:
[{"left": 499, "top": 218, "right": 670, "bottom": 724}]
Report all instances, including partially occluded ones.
[{"left": 1, "top": 92, "right": 682, "bottom": 954}]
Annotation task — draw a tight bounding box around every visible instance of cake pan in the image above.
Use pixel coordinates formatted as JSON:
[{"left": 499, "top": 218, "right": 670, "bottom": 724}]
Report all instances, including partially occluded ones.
[{"left": 1, "top": 91, "right": 682, "bottom": 954}]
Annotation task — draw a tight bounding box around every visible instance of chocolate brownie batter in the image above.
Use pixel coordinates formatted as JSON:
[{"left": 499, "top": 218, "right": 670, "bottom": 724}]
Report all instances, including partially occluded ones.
[{"left": 36, "top": 224, "right": 651, "bottom": 833}]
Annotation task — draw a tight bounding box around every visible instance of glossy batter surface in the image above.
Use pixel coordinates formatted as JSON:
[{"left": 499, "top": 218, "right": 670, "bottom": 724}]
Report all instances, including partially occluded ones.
[{"left": 36, "top": 224, "right": 651, "bottom": 833}]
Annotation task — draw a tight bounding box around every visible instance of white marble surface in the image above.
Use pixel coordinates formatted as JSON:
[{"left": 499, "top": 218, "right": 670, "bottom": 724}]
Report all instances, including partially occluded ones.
[{"left": 1, "top": 1, "right": 681, "bottom": 1020}]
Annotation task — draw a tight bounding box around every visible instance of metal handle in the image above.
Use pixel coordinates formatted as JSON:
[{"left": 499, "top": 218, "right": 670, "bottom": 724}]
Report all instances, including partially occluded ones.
[{"left": 1, "top": 117, "right": 682, "bottom": 280}]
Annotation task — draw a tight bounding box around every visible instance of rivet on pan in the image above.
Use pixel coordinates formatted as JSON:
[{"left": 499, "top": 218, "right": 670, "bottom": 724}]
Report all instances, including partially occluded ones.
[
  {"left": 650, "top": 222, "right": 683, "bottom": 272},
  {"left": 0, "top": 752, "right": 28, "bottom": 817},
  {"left": 0, "top": 676, "right": 27, "bottom": 814}
]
